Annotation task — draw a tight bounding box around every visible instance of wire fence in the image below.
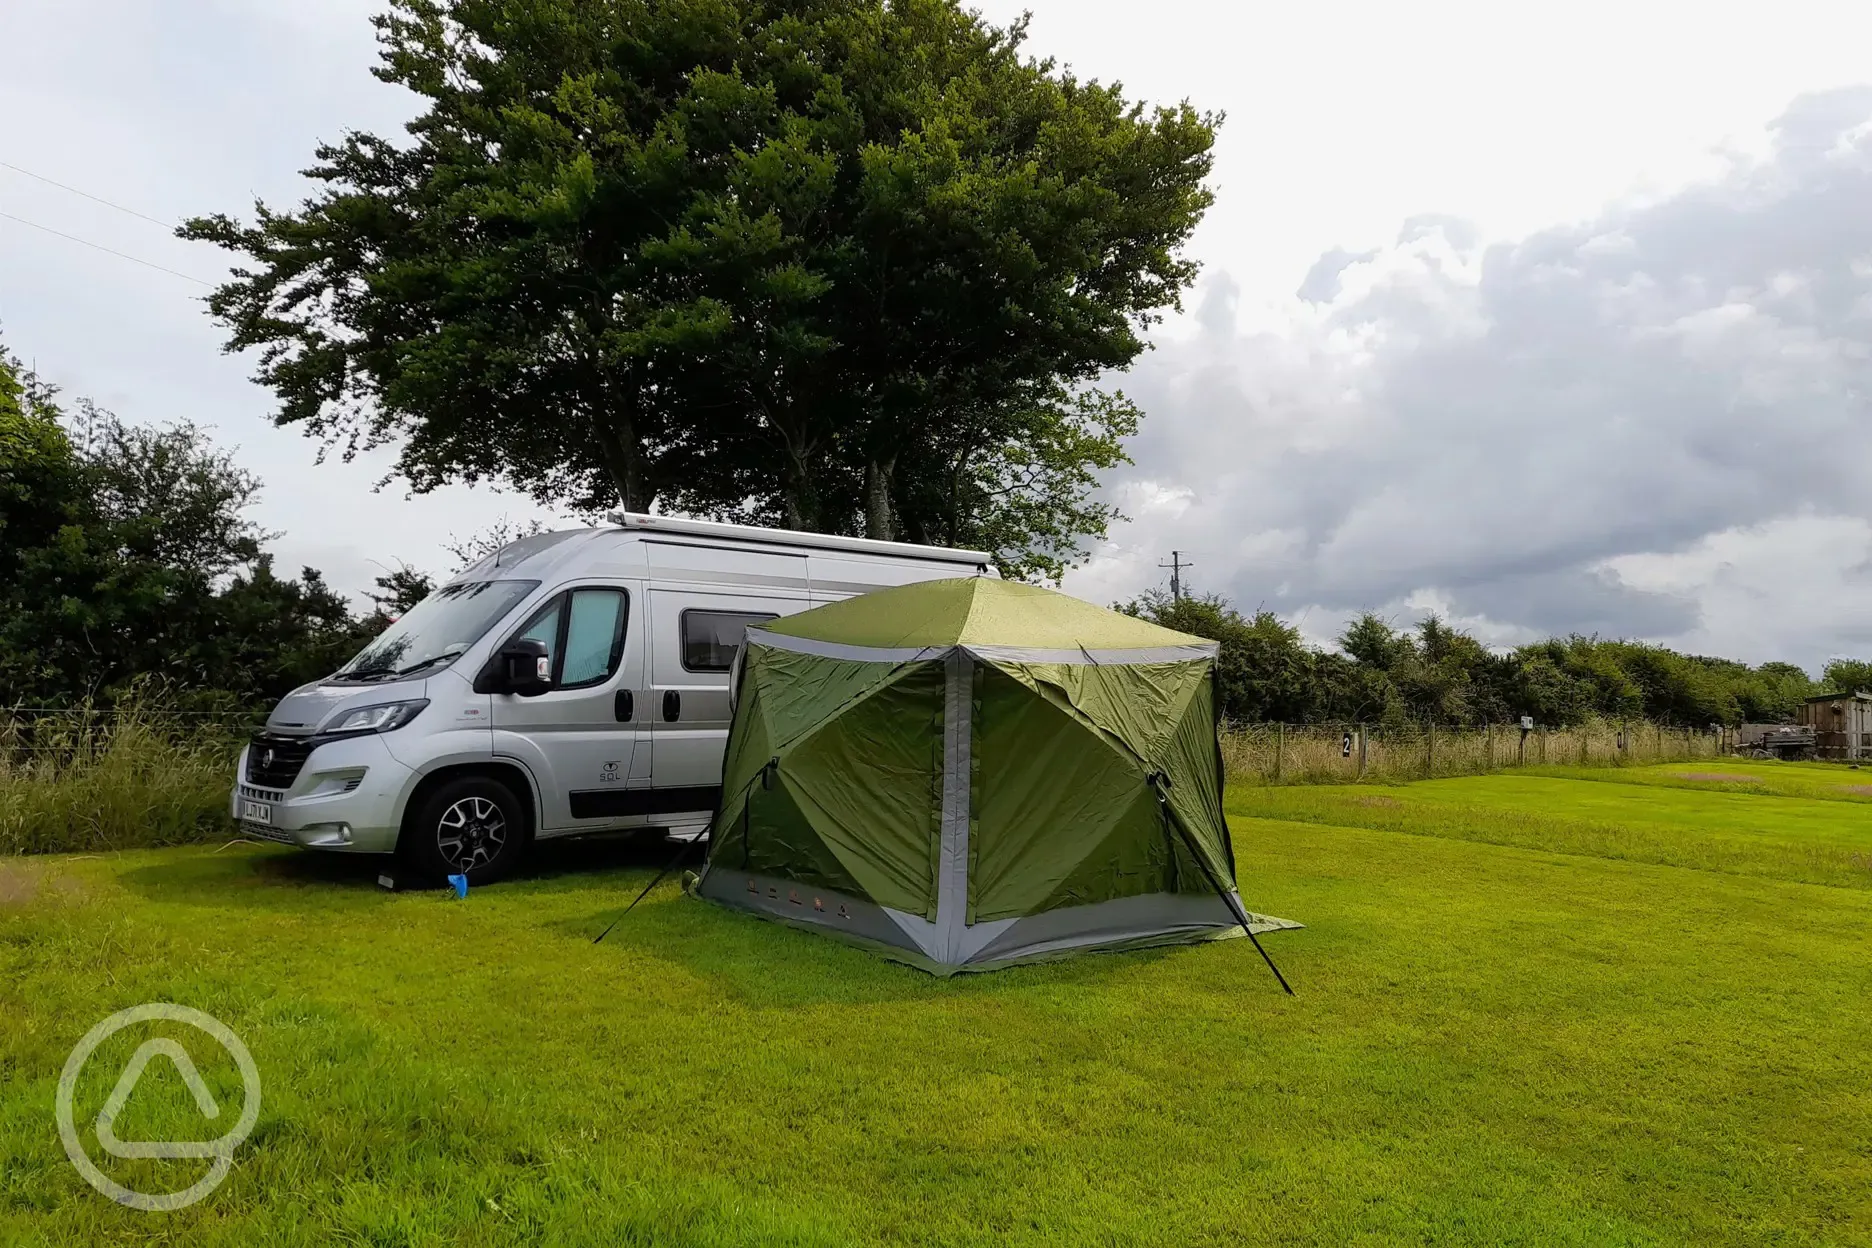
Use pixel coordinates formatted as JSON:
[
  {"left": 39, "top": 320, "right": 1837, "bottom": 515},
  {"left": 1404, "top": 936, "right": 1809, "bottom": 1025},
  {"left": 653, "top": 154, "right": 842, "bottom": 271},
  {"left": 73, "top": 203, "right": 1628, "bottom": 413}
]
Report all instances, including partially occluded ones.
[
  {"left": 0, "top": 705, "right": 258, "bottom": 772},
  {"left": 1220, "top": 720, "right": 1730, "bottom": 785},
  {"left": 0, "top": 705, "right": 1741, "bottom": 789}
]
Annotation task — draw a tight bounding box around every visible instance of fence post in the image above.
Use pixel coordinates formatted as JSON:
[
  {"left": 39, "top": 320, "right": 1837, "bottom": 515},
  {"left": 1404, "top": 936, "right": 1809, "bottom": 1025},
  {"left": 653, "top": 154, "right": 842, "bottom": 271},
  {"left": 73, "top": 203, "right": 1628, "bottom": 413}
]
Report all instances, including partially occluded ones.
[
  {"left": 1426, "top": 721, "right": 1436, "bottom": 776},
  {"left": 1540, "top": 726, "right": 1548, "bottom": 764},
  {"left": 1358, "top": 723, "right": 1368, "bottom": 778},
  {"left": 1518, "top": 726, "right": 1528, "bottom": 766},
  {"left": 1486, "top": 721, "right": 1494, "bottom": 769},
  {"left": 1273, "top": 723, "right": 1283, "bottom": 782},
  {"left": 1581, "top": 725, "right": 1589, "bottom": 767}
]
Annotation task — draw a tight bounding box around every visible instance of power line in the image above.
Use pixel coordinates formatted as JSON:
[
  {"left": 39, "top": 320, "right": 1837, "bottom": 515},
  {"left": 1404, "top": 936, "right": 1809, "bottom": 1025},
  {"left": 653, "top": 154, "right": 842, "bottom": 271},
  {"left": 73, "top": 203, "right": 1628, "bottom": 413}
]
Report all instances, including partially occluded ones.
[
  {"left": 0, "top": 160, "right": 174, "bottom": 229},
  {"left": 0, "top": 210, "right": 212, "bottom": 286}
]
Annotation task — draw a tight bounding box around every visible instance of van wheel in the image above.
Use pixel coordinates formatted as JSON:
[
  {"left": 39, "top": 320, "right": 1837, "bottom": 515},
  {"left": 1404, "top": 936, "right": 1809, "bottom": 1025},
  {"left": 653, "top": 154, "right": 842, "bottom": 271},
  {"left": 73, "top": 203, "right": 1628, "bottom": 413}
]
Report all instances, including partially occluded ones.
[{"left": 401, "top": 776, "right": 527, "bottom": 885}]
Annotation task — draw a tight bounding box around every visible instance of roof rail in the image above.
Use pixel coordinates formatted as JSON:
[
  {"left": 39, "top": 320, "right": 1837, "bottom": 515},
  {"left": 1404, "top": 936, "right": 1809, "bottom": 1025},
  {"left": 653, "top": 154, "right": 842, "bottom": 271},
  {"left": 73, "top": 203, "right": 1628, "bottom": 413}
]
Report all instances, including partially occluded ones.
[{"left": 607, "top": 512, "right": 993, "bottom": 567}]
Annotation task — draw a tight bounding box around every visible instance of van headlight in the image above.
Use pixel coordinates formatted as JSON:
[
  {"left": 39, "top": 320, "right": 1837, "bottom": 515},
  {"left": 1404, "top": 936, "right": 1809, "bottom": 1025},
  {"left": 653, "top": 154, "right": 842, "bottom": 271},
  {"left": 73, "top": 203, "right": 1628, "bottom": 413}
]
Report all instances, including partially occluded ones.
[{"left": 324, "top": 700, "right": 430, "bottom": 735}]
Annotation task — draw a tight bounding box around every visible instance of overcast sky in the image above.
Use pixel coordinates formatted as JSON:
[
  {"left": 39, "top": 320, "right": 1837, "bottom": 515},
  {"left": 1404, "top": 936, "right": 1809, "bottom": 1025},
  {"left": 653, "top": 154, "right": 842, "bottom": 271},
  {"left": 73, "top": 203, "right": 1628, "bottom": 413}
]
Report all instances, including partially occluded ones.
[{"left": 5, "top": 2, "right": 1872, "bottom": 669}]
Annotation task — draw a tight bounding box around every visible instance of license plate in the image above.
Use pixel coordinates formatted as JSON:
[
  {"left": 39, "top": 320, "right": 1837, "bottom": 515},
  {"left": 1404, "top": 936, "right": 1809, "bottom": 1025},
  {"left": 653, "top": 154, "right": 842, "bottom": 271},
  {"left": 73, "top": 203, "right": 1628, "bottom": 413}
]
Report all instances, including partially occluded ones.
[{"left": 240, "top": 799, "right": 273, "bottom": 825}]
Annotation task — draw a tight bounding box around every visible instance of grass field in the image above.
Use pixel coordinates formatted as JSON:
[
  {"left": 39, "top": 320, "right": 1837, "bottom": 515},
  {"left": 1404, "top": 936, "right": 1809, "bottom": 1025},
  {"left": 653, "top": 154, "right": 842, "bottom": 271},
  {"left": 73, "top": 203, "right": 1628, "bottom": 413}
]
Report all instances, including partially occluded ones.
[{"left": 4, "top": 762, "right": 1871, "bottom": 1245}]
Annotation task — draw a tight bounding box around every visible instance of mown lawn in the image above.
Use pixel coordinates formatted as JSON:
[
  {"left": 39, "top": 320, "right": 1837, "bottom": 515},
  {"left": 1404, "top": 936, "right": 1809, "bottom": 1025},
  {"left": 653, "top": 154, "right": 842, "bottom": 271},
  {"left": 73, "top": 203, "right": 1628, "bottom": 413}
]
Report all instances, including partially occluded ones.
[
  {"left": 1542, "top": 758, "right": 1872, "bottom": 804},
  {"left": 3, "top": 769, "right": 1872, "bottom": 1246},
  {"left": 1231, "top": 764, "right": 1872, "bottom": 893}
]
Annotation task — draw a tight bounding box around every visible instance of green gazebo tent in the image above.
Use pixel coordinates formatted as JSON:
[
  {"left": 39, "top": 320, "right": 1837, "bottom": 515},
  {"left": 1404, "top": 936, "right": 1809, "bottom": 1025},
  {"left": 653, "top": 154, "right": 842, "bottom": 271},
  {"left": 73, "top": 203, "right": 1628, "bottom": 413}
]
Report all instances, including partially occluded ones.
[{"left": 691, "top": 577, "right": 1298, "bottom": 976}]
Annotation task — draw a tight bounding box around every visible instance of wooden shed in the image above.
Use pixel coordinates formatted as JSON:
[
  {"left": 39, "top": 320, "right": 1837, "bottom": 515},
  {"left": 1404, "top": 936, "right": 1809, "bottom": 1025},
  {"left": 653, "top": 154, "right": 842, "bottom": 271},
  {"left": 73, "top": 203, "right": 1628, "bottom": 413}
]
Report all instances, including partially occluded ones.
[{"left": 1797, "top": 691, "right": 1872, "bottom": 760}]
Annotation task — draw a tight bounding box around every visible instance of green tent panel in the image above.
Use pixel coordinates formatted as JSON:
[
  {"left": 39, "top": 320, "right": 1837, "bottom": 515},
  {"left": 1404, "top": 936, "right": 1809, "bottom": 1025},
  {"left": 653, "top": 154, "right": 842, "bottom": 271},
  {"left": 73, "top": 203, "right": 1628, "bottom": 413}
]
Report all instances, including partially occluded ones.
[{"left": 694, "top": 576, "right": 1299, "bottom": 974}]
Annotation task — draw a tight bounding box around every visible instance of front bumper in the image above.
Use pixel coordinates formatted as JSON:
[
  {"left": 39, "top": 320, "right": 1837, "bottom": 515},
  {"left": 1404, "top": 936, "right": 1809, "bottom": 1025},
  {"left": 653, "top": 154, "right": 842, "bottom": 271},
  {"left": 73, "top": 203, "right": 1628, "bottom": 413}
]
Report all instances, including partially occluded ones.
[{"left": 230, "top": 733, "right": 415, "bottom": 854}]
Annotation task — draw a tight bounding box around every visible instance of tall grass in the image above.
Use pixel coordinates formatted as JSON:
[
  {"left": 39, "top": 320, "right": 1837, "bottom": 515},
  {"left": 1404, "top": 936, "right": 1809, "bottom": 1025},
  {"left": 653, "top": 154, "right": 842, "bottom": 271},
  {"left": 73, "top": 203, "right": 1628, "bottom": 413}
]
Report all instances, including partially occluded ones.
[
  {"left": 1221, "top": 719, "right": 1725, "bottom": 785},
  {"left": 0, "top": 701, "right": 246, "bottom": 854},
  {"left": 0, "top": 702, "right": 1740, "bottom": 856}
]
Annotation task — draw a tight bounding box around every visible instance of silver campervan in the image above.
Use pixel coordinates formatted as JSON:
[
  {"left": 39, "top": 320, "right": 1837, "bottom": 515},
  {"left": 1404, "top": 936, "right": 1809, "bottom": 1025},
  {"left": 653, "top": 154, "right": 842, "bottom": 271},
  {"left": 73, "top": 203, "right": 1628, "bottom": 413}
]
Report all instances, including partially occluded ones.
[{"left": 230, "top": 514, "right": 991, "bottom": 882}]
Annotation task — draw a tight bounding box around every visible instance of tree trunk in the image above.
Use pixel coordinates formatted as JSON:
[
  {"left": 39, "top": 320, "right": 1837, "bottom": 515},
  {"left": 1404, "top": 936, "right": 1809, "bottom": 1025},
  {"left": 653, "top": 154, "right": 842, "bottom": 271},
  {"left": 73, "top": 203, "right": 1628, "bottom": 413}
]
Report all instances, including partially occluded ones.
[
  {"left": 590, "top": 368, "right": 651, "bottom": 511},
  {"left": 592, "top": 420, "right": 650, "bottom": 511},
  {"left": 946, "top": 447, "right": 974, "bottom": 546},
  {"left": 780, "top": 437, "right": 818, "bottom": 531},
  {"left": 864, "top": 457, "right": 896, "bottom": 542},
  {"left": 753, "top": 392, "right": 819, "bottom": 532}
]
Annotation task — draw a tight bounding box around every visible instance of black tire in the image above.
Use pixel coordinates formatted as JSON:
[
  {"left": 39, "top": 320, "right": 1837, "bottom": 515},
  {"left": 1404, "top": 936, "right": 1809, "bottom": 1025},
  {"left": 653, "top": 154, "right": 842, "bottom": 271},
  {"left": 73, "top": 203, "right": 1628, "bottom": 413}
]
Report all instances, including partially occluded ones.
[{"left": 400, "top": 776, "right": 528, "bottom": 886}]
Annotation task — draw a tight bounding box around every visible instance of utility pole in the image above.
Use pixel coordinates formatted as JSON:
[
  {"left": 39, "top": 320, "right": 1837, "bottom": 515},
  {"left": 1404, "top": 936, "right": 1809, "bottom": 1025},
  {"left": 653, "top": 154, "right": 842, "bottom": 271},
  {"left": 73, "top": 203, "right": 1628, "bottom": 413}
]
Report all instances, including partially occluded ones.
[{"left": 1159, "top": 551, "right": 1192, "bottom": 601}]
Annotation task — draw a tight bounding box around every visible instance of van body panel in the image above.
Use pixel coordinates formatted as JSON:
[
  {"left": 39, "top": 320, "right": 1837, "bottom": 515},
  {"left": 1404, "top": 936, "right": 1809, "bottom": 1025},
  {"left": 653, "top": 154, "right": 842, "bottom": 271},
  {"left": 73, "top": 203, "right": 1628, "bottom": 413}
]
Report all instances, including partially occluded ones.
[
  {"left": 265, "top": 676, "right": 432, "bottom": 736},
  {"left": 231, "top": 733, "right": 412, "bottom": 853},
  {"left": 807, "top": 553, "right": 972, "bottom": 602},
  {"left": 486, "top": 576, "right": 645, "bottom": 833},
  {"left": 646, "top": 583, "right": 807, "bottom": 800}
]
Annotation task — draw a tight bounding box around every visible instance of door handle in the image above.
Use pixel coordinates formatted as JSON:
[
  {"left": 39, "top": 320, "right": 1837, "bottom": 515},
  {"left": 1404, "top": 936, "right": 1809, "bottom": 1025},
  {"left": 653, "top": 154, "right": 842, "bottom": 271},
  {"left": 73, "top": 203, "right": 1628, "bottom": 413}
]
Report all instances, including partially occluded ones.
[
  {"left": 662, "top": 690, "right": 680, "bottom": 722},
  {"left": 614, "top": 689, "right": 634, "bottom": 722}
]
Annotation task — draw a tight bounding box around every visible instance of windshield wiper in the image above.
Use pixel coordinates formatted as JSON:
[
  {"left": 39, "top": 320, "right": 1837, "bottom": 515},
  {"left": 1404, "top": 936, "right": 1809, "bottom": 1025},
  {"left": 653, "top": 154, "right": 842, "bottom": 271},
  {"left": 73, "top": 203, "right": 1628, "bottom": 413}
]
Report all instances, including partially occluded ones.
[
  {"left": 337, "top": 667, "right": 404, "bottom": 682},
  {"left": 390, "top": 653, "right": 458, "bottom": 678},
  {"left": 337, "top": 647, "right": 465, "bottom": 683}
]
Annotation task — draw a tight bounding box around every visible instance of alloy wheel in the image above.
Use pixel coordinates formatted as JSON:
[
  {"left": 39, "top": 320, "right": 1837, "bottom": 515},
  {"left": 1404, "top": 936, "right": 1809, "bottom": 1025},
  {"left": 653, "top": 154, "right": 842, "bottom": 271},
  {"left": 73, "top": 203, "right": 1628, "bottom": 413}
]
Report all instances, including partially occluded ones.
[{"left": 435, "top": 795, "right": 507, "bottom": 871}]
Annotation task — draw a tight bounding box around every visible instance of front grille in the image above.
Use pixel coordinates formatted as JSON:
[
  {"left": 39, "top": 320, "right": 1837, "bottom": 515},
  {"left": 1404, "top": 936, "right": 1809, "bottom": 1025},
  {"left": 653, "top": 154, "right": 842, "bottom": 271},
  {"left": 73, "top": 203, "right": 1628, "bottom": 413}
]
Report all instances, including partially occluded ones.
[
  {"left": 240, "top": 821, "right": 295, "bottom": 845},
  {"left": 246, "top": 733, "right": 318, "bottom": 789}
]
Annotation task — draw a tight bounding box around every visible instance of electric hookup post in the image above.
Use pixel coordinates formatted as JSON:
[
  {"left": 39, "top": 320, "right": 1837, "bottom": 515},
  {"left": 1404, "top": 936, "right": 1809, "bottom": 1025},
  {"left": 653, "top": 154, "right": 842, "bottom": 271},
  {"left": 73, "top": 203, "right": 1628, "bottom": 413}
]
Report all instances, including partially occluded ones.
[{"left": 1518, "top": 715, "right": 1533, "bottom": 766}]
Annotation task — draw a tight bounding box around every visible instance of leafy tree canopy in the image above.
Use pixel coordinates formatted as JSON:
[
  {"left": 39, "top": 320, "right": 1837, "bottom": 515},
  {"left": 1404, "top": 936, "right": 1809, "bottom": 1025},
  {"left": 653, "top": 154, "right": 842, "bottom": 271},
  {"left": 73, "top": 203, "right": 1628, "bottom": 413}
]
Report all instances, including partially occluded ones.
[
  {"left": 183, "top": 0, "right": 1217, "bottom": 578},
  {"left": 0, "top": 339, "right": 375, "bottom": 706},
  {"left": 1821, "top": 658, "right": 1872, "bottom": 697},
  {"left": 1125, "top": 592, "right": 1825, "bottom": 729}
]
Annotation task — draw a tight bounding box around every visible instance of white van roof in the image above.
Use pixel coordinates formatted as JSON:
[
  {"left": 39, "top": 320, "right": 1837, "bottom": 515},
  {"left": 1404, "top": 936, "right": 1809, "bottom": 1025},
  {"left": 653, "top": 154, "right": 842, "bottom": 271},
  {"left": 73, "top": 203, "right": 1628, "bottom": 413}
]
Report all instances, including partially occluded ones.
[
  {"left": 607, "top": 512, "right": 993, "bottom": 567},
  {"left": 454, "top": 515, "right": 995, "bottom": 585}
]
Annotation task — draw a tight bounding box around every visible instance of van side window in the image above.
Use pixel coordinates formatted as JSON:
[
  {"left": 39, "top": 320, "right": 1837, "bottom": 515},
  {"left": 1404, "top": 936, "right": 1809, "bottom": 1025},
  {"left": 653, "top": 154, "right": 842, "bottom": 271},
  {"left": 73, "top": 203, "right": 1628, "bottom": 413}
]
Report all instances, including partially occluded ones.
[
  {"left": 509, "top": 588, "right": 630, "bottom": 689},
  {"left": 562, "top": 589, "right": 628, "bottom": 686},
  {"left": 682, "top": 610, "right": 777, "bottom": 672},
  {"left": 516, "top": 599, "right": 561, "bottom": 656}
]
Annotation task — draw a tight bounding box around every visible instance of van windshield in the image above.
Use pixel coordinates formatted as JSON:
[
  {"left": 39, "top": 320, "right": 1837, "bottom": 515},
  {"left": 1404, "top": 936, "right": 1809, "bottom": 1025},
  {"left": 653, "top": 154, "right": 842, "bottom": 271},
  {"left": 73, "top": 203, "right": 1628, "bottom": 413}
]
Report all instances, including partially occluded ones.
[{"left": 332, "top": 580, "right": 540, "bottom": 683}]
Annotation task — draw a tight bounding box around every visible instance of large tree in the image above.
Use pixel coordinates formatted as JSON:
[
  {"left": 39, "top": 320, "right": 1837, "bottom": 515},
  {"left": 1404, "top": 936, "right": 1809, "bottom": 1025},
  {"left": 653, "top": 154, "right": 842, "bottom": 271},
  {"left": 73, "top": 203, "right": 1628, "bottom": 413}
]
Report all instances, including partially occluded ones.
[{"left": 183, "top": 0, "right": 1216, "bottom": 574}]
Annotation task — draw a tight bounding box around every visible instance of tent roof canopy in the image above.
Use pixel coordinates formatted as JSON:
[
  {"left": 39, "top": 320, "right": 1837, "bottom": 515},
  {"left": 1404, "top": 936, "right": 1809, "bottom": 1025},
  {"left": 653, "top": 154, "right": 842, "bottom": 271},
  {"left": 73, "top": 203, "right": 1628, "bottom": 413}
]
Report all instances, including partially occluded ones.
[{"left": 762, "top": 577, "right": 1205, "bottom": 651}]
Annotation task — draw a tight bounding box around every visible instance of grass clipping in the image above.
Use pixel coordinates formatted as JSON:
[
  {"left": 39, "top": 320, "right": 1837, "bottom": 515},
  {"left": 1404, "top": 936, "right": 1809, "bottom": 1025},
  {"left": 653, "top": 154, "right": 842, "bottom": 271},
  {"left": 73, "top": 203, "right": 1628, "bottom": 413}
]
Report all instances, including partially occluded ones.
[{"left": 0, "top": 701, "right": 241, "bottom": 855}]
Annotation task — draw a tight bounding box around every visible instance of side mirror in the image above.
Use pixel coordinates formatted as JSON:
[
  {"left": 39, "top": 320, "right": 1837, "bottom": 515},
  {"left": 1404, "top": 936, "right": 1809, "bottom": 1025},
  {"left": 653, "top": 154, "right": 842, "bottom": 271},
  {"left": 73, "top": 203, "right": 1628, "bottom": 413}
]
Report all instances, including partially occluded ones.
[{"left": 498, "top": 638, "right": 552, "bottom": 697}]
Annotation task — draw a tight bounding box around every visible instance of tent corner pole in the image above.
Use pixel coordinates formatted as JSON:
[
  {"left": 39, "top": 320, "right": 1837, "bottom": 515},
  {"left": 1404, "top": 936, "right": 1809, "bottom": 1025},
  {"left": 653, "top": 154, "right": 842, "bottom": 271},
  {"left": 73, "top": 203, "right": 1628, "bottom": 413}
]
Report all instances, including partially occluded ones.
[
  {"left": 1160, "top": 788, "right": 1295, "bottom": 996},
  {"left": 1244, "top": 928, "right": 1294, "bottom": 996}
]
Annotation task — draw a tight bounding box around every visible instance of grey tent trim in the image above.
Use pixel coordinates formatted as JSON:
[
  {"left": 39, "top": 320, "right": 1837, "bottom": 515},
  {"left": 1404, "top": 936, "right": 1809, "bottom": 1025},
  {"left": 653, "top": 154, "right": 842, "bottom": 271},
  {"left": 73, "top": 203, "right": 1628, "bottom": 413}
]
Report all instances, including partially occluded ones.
[
  {"left": 693, "top": 867, "right": 1300, "bottom": 975},
  {"left": 970, "top": 891, "right": 1299, "bottom": 964},
  {"left": 933, "top": 648, "right": 982, "bottom": 962},
  {"left": 742, "top": 630, "right": 946, "bottom": 664},
  {"left": 745, "top": 630, "right": 1218, "bottom": 666}
]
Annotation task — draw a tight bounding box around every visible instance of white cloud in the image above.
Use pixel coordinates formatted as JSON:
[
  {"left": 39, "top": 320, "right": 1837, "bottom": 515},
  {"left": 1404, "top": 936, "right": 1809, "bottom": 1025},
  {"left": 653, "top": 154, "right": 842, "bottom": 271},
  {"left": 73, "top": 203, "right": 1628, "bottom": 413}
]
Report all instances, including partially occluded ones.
[
  {"left": 1067, "top": 86, "right": 1872, "bottom": 669},
  {"left": 1601, "top": 514, "right": 1872, "bottom": 662}
]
